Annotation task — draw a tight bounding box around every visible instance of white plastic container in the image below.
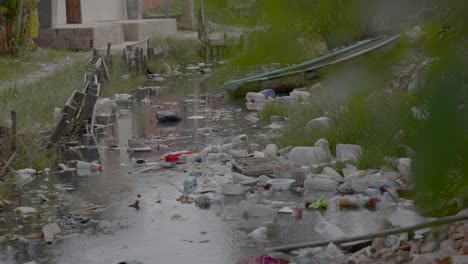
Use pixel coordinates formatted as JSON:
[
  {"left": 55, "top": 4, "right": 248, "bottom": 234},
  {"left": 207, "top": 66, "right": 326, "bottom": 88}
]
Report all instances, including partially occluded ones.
[
  {"left": 264, "top": 144, "right": 278, "bottom": 158},
  {"left": 268, "top": 179, "right": 295, "bottom": 190},
  {"left": 304, "top": 177, "right": 337, "bottom": 192},
  {"left": 288, "top": 147, "right": 329, "bottom": 166},
  {"left": 351, "top": 178, "right": 369, "bottom": 192},
  {"left": 291, "top": 90, "right": 310, "bottom": 103},
  {"left": 238, "top": 200, "right": 276, "bottom": 218},
  {"left": 222, "top": 184, "right": 245, "bottom": 196},
  {"left": 314, "top": 219, "right": 346, "bottom": 240},
  {"left": 246, "top": 92, "right": 266, "bottom": 110}
]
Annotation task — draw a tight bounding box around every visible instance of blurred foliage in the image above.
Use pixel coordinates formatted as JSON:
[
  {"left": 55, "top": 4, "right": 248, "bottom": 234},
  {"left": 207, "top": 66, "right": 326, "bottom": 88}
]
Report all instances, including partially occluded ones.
[
  {"left": 202, "top": 0, "right": 467, "bottom": 215},
  {"left": 410, "top": 0, "right": 468, "bottom": 216}
]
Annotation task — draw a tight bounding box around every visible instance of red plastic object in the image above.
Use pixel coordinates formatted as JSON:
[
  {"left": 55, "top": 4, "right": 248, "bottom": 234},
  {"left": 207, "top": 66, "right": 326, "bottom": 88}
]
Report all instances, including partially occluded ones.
[{"left": 165, "top": 150, "right": 192, "bottom": 163}]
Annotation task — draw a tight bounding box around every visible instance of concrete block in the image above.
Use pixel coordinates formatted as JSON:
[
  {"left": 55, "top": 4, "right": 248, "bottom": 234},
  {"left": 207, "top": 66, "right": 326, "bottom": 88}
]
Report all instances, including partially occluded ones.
[
  {"left": 50, "top": 39, "right": 71, "bottom": 49},
  {"left": 57, "top": 28, "right": 76, "bottom": 39},
  {"left": 36, "top": 38, "right": 52, "bottom": 48},
  {"left": 121, "top": 19, "right": 177, "bottom": 41},
  {"left": 39, "top": 28, "right": 57, "bottom": 39},
  {"left": 92, "top": 24, "right": 124, "bottom": 49},
  {"left": 75, "top": 28, "right": 94, "bottom": 39}
]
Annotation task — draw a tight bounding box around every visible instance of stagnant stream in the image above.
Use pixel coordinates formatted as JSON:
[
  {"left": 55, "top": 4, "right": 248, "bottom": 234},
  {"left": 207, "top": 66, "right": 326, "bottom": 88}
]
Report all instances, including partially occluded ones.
[{"left": 0, "top": 68, "right": 390, "bottom": 264}]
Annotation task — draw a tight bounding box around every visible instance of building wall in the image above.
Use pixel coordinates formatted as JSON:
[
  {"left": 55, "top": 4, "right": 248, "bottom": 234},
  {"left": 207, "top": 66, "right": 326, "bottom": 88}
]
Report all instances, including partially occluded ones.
[
  {"left": 143, "top": 0, "right": 168, "bottom": 12},
  {"left": 81, "top": 0, "right": 126, "bottom": 23}
]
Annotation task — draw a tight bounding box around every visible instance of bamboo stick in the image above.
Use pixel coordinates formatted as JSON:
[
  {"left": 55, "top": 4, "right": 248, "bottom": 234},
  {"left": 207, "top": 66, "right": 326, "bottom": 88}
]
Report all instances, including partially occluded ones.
[{"left": 267, "top": 213, "right": 468, "bottom": 252}]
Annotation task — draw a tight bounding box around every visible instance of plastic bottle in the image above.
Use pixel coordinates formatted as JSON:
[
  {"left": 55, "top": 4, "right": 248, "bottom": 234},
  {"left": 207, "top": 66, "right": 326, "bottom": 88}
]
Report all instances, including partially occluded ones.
[
  {"left": 259, "top": 89, "right": 276, "bottom": 99},
  {"left": 76, "top": 161, "right": 102, "bottom": 172},
  {"left": 336, "top": 196, "right": 366, "bottom": 207},
  {"left": 183, "top": 176, "right": 197, "bottom": 192},
  {"left": 188, "top": 166, "right": 203, "bottom": 177},
  {"left": 165, "top": 150, "right": 192, "bottom": 163},
  {"left": 245, "top": 92, "right": 266, "bottom": 110}
]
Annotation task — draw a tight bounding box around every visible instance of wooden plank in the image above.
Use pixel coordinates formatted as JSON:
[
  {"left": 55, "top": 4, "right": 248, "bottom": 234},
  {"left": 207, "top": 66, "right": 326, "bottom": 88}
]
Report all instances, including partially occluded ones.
[
  {"left": 48, "top": 113, "right": 69, "bottom": 145},
  {"left": 76, "top": 92, "right": 98, "bottom": 124},
  {"left": 63, "top": 105, "right": 78, "bottom": 121},
  {"left": 101, "top": 59, "right": 110, "bottom": 83},
  {"left": 0, "top": 152, "right": 17, "bottom": 179},
  {"left": 231, "top": 157, "right": 289, "bottom": 176}
]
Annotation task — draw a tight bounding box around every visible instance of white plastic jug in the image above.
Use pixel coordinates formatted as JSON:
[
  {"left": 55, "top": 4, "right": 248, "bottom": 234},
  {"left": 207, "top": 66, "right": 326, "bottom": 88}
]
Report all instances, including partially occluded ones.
[
  {"left": 246, "top": 92, "right": 266, "bottom": 110},
  {"left": 264, "top": 144, "right": 278, "bottom": 158},
  {"left": 291, "top": 90, "right": 310, "bottom": 103}
]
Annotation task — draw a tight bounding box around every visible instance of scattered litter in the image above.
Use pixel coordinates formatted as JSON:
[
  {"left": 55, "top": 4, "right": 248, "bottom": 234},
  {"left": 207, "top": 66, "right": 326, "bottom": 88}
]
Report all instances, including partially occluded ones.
[
  {"left": 238, "top": 255, "right": 289, "bottom": 264},
  {"left": 14, "top": 207, "right": 37, "bottom": 215},
  {"left": 177, "top": 195, "right": 194, "bottom": 204},
  {"left": 170, "top": 214, "right": 183, "bottom": 221},
  {"left": 187, "top": 115, "right": 205, "bottom": 120},
  {"left": 222, "top": 184, "right": 246, "bottom": 196},
  {"left": 248, "top": 226, "right": 268, "bottom": 241},
  {"left": 308, "top": 196, "right": 328, "bottom": 210},
  {"left": 278, "top": 207, "right": 294, "bottom": 214}
]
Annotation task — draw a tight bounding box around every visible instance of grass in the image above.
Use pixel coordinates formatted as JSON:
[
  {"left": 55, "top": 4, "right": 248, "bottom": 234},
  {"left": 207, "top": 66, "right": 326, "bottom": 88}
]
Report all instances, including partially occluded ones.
[
  {"left": 0, "top": 56, "right": 89, "bottom": 170},
  {"left": 0, "top": 48, "right": 78, "bottom": 83},
  {"left": 151, "top": 37, "right": 202, "bottom": 64}
]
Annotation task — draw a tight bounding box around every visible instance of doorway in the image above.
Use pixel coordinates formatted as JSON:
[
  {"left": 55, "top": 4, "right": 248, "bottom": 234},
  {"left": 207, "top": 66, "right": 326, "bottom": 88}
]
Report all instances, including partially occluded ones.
[{"left": 66, "top": 0, "right": 82, "bottom": 24}]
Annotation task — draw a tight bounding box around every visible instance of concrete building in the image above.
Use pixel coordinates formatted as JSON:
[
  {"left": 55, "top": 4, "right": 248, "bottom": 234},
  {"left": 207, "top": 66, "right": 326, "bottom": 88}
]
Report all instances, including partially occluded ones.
[{"left": 37, "top": 0, "right": 179, "bottom": 50}]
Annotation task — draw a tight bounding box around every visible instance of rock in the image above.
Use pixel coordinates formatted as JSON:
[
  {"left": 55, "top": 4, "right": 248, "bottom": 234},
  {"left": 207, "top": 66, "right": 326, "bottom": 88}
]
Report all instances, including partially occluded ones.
[
  {"left": 22, "top": 262, "right": 38, "bottom": 264},
  {"left": 289, "top": 147, "right": 329, "bottom": 166},
  {"left": 314, "top": 138, "right": 332, "bottom": 160},
  {"left": 42, "top": 223, "right": 61, "bottom": 244},
  {"left": 305, "top": 117, "right": 332, "bottom": 133},
  {"left": 244, "top": 114, "right": 259, "bottom": 123},
  {"left": 248, "top": 226, "right": 268, "bottom": 241},
  {"left": 397, "top": 158, "right": 412, "bottom": 179},
  {"left": 336, "top": 144, "right": 362, "bottom": 163},
  {"left": 14, "top": 207, "right": 37, "bottom": 214}
]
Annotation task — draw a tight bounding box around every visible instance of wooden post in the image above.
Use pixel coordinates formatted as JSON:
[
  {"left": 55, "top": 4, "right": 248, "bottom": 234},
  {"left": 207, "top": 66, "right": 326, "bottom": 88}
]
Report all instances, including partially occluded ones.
[
  {"left": 140, "top": 48, "right": 144, "bottom": 75},
  {"left": 10, "top": 111, "right": 16, "bottom": 152},
  {"left": 106, "top": 43, "right": 111, "bottom": 56}
]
